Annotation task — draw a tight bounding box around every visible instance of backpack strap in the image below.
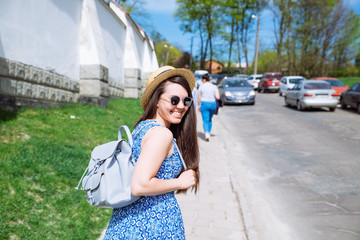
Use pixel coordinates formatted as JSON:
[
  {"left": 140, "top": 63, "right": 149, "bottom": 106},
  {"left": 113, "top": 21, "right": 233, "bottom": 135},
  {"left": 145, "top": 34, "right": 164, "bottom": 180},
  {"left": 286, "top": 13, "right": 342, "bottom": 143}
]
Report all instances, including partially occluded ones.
[
  {"left": 174, "top": 139, "right": 187, "bottom": 170},
  {"left": 131, "top": 121, "right": 156, "bottom": 140},
  {"left": 119, "top": 125, "right": 133, "bottom": 146},
  {"left": 118, "top": 122, "right": 154, "bottom": 147},
  {"left": 131, "top": 121, "right": 187, "bottom": 170}
]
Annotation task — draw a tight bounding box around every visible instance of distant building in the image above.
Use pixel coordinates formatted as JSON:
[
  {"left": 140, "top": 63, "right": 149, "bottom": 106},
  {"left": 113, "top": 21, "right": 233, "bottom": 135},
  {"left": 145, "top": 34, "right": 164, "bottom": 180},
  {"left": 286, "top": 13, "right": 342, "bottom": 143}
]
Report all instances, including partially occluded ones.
[{"left": 204, "top": 60, "right": 224, "bottom": 74}]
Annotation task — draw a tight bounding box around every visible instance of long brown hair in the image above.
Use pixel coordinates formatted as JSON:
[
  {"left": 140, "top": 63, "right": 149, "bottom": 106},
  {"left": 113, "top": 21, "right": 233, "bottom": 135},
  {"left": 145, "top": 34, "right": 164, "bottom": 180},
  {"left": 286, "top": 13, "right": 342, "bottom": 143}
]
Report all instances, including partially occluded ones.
[{"left": 136, "top": 76, "right": 200, "bottom": 193}]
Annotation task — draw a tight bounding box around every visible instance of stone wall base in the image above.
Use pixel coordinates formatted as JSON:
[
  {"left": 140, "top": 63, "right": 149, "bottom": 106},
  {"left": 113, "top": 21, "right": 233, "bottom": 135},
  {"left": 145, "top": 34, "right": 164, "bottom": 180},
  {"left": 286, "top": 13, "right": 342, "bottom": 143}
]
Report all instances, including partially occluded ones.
[
  {"left": 124, "top": 68, "right": 142, "bottom": 98},
  {"left": 78, "top": 96, "right": 109, "bottom": 108},
  {"left": 0, "top": 95, "right": 70, "bottom": 111},
  {"left": 0, "top": 58, "right": 146, "bottom": 110}
]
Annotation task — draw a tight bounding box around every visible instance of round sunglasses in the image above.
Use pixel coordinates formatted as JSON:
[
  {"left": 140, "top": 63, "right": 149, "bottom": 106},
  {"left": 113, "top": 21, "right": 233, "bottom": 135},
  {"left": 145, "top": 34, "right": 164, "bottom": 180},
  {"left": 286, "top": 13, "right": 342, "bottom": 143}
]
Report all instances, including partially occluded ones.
[{"left": 160, "top": 95, "right": 193, "bottom": 107}]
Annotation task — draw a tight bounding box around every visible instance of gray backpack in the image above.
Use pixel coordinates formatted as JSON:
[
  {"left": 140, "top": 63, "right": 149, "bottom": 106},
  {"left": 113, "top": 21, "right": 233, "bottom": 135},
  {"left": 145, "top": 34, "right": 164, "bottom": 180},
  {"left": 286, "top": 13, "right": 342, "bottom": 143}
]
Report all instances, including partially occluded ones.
[
  {"left": 75, "top": 124, "right": 187, "bottom": 208},
  {"left": 75, "top": 125, "right": 139, "bottom": 208}
]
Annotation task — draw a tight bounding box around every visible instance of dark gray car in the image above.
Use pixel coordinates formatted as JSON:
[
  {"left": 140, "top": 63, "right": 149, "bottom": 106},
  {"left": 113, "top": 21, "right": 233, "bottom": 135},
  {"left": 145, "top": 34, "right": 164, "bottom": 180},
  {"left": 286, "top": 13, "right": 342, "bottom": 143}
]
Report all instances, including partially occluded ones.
[
  {"left": 218, "top": 77, "right": 255, "bottom": 105},
  {"left": 340, "top": 81, "right": 360, "bottom": 113}
]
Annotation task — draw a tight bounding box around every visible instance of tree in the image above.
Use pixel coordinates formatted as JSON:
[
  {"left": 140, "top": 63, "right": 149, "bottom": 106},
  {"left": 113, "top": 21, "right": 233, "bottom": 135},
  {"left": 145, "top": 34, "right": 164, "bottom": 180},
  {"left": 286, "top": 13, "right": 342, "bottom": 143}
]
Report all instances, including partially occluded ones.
[
  {"left": 255, "top": 50, "right": 278, "bottom": 73},
  {"left": 237, "top": 0, "right": 258, "bottom": 73},
  {"left": 175, "top": 0, "right": 222, "bottom": 72},
  {"left": 155, "top": 41, "right": 182, "bottom": 67},
  {"left": 115, "top": 0, "right": 150, "bottom": 24},
  {"left": 331, "top": 9, "right": 360, "bottom": 71},
  {"left": 271, "top": 0, "right": 291, "bottom": 72},
  {"left": 269, "top": 0, "right": 359, "bottom": 77}
]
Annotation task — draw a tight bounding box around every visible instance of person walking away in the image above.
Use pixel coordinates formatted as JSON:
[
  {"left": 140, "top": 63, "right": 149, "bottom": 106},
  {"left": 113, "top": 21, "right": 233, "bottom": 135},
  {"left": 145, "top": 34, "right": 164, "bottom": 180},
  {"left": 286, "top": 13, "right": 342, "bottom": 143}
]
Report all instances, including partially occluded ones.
[
  {"left": 197, "top": 73, "right": 220, "bottom": 141},
  {"left": 104, "top": 66, "right": 200, "bottom": 239}
]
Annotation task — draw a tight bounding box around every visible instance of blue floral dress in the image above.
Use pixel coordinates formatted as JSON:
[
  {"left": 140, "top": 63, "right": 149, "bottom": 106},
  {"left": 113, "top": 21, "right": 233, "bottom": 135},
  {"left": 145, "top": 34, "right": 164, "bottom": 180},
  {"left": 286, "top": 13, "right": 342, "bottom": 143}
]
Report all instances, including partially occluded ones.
[{"left": 104, "top": 120, "right": 185, "bottom": 239}]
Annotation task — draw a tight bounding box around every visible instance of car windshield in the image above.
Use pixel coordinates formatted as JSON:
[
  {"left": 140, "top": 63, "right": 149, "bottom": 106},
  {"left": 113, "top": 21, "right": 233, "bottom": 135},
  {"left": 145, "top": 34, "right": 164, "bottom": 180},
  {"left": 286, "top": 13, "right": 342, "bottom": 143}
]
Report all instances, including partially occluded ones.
[
  {"left": 289, "top": 78, "right": 304, "bottom": 84},
  {"left": 267, "top": 75, "right": 282, "bottom": 79},
  {"left": 194, "top": 74, "right": 202, "bottom": 79},
  {"left": 324, "top": 80, "right": 345, "bottom": 87},
  {"left": 304, "top": 82, "right": 332, "bottom": 90},
  {"left": 224, "top": 79, "right": 251, "bottom": 87}
]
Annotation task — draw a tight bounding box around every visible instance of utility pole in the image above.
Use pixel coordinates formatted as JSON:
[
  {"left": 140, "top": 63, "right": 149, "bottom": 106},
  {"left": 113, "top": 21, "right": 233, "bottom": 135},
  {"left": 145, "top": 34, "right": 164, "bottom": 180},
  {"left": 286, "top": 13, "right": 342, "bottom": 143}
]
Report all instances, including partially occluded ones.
[
  {"left": 253, "top": 13, "right": 260, "bottom": 75},
  {"left": 190, "top": 36, "right": 193, "bottom": 70}
]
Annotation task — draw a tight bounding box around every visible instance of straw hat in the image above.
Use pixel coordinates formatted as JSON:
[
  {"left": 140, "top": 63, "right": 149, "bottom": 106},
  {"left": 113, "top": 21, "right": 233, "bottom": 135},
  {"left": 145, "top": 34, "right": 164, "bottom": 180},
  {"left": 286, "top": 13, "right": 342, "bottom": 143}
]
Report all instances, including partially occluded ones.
[{"left": 141, "top": 66, "right": 195, "bottom": 110}]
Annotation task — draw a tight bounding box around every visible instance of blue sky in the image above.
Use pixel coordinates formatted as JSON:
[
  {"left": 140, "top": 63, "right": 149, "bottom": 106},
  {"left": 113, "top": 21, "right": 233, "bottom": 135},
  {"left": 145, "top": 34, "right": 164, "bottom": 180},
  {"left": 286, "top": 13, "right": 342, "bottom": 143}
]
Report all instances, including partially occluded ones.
[{"left": 140, "top": 0, "right": 360, "bottom": 63}]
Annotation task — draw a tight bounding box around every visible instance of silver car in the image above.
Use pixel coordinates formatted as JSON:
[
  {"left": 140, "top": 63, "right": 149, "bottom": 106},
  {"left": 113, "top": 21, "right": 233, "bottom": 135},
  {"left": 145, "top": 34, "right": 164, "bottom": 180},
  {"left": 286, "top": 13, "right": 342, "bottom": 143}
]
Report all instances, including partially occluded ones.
[
  {"left": 218, "top": 77, "right": 255, "bottom": 105},
  {"left": 284, "top": 80, "right": 339, "bottom": 111},
  {"left": 279, "top": 76, "right": 305, "bottom": 96}
]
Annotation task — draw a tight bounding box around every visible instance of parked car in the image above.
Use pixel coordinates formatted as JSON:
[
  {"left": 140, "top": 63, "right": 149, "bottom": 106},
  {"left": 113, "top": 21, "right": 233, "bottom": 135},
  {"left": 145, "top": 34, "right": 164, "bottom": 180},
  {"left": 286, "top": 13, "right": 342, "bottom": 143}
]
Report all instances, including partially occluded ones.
[
  {"left": 340, "top": 81, "right": 360, "bottom": 113},
  {"left": 247, "top": 74, "right": 263, "bottom": 90},
  {"left": 210, "top": 74, "right": 220, "bottom": 85},
  {"left": 284, "top": 80, "right": 339, "bottom": 111},
  {"left": 234, "top": 74, "right": 248, "bottom": 78},
  {"left": 258, "top": 72, "right": 282, "bottom": 93},
  {"left": 218, "top": 77, "right": 255, "bottom": 105},
  {"left": 194, "top": 69, "right": 208, "bottom": 76},
  {"left": 312, "top": 77, "right": 348, "bottom": 96},
  {"left": 194, "top": 70, "right": 209, "bottom": 88},
  {"left": 216, "top": 73, "right": 232, "bottom": 84},
  {"left": 279, "top": 76, "right": 305, "bottom": 96}
]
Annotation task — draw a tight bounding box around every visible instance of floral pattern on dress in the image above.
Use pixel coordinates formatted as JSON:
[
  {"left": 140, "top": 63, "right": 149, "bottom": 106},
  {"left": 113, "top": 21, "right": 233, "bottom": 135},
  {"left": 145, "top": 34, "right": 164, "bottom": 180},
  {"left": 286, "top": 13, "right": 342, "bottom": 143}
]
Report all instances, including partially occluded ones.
[{"left": 104, "top": 120, "right": 185, "bottom": 240}]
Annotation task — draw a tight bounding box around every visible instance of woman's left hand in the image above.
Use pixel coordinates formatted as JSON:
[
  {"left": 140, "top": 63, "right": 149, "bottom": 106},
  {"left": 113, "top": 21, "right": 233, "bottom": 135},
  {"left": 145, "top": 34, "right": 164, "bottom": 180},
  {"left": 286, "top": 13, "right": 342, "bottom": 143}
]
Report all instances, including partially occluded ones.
[{"left": 177, "top": 169, "right": 197, "bottom": 189}]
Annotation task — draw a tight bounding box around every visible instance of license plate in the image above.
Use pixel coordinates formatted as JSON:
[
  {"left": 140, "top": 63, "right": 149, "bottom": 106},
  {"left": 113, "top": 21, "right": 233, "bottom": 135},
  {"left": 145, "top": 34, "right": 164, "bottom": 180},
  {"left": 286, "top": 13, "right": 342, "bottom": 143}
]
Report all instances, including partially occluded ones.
[{"left": 235, "top": 97, "right": 246, "bottom": 101}]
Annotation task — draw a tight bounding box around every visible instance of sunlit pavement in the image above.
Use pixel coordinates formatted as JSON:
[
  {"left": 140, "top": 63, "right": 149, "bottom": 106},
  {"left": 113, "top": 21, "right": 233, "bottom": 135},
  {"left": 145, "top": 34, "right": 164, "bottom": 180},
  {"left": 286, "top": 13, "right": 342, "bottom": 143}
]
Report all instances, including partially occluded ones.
[{"left": 176, "top": 113, "right": 248, "bottom": 240}]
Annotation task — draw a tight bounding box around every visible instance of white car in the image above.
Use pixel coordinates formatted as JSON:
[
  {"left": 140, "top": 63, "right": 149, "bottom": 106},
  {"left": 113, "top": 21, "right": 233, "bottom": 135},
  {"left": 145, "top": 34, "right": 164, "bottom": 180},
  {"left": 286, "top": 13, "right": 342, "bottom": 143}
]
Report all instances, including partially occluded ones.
[
  {"left": 279, "top": 76, "right": 305, "bottom": 96},
  {"left": 247, "top": 74, "right": 263, "bottom": 90},
  {"left": 194, "top": 70, "right": 209, "bottom": 88}
]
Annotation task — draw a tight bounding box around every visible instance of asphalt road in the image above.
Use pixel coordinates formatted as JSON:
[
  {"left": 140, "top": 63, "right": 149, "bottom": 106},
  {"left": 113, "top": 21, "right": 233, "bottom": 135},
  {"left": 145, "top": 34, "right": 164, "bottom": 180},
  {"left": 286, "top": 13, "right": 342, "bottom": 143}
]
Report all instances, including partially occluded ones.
[{"left": 216, "top": 92, "right": 360, "bottom": 240}]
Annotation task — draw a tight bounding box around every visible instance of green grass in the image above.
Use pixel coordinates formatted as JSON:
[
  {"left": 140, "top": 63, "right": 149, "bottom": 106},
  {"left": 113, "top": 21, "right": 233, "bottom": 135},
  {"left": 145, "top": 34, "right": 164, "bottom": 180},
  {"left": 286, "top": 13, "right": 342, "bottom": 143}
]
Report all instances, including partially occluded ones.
[
  {"left": 0, "top": 98, "right": 143, "bottom": 240},
  {"left": 338, "top": 77, "right": 360, "bottom": 87}
]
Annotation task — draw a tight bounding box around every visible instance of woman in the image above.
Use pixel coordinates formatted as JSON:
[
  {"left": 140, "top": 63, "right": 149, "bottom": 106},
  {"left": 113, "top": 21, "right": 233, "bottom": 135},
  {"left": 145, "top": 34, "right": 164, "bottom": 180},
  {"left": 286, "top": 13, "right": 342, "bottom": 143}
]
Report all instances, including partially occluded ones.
[
  {"left": 104, "top": 66, "right": 200, "bottom": 239},
  {"left": 197, "top": 73, "right": 220, "bottom": 141}
]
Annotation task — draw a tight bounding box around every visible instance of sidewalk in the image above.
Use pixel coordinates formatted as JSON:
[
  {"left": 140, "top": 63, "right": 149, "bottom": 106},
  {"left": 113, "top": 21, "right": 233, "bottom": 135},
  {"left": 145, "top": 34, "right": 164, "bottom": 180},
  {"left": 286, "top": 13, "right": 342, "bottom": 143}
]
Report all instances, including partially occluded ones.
[{"left": 176, "top": 114, "right": 248, "bottom": 240}]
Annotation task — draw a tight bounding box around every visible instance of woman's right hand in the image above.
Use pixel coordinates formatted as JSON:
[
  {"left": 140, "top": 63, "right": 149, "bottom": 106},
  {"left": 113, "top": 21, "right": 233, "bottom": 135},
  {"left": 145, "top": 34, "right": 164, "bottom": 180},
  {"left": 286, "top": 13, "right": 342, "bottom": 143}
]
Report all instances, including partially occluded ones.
[{"left": 178, "top": 169, "right": 197, "bottom": 189}]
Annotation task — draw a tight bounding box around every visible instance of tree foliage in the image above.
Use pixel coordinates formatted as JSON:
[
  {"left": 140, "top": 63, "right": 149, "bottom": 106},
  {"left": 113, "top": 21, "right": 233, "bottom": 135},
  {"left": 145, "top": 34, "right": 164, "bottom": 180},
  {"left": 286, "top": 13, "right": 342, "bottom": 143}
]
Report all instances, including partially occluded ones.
[
  {"left": 175, "top": 0, "right": 223, "bottom": 70},
  {"left": 118, "top": 0, "right": 359, "bottom": 76},
  {"left": 270, "top": 0, "right": 360, "bottom": 77}
]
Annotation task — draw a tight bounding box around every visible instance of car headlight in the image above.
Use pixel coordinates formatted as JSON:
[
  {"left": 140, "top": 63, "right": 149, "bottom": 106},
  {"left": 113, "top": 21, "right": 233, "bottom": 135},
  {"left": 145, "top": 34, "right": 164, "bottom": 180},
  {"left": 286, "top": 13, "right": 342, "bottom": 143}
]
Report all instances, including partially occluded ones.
[
  {"left": 249, "top": 90, "right": 255, "bottom": 96},
  {"left": 225, "top": 91, "right": 232, "bottom": 97}
]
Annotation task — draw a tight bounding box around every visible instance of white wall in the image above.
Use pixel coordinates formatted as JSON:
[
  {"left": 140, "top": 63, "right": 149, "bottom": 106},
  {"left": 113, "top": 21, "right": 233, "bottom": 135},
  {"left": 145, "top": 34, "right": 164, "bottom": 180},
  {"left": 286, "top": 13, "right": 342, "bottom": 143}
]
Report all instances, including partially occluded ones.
[
  {"left": 96, "top": 1, "right": 126, "bottom": 86},
  {"left": 0, "top": 0, "right": 82, "bottom": 80},
  {"left": 0, "top": 0, "right": 159, "bottom": 106}
]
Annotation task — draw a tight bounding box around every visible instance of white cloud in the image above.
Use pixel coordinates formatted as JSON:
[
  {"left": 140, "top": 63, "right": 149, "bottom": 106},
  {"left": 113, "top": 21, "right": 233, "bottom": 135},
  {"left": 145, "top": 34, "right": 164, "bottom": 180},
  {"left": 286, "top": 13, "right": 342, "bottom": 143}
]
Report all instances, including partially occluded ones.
[{"left": 143, "top": 0, "right": 177, "bottom": 13}]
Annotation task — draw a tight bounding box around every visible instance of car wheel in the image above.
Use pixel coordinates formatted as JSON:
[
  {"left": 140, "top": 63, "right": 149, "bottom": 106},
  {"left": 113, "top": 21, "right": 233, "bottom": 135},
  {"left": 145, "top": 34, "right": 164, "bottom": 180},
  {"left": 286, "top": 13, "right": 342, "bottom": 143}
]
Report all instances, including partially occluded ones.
[
  {"left": 357, "top": 103, "right": 360, "bottom": 114},
  {"left": 297, "top": 101, "right": 303, "bottom": 111},
  {"left": 329, "top": 107, "right": 336, "bottom": 112},
  {"left": 340, "top": 98, "right": 347, "bottom": 109},
  {"left": 279, "top": 92, "right": 282, "bottom": 96}
]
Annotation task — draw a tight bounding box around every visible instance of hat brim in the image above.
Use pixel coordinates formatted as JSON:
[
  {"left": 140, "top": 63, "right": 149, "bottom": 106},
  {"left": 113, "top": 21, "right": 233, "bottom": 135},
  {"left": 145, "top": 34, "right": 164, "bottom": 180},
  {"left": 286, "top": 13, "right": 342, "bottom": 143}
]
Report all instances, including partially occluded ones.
[{"left": 141, "top": 68, "right": 195, "bottom": 110}]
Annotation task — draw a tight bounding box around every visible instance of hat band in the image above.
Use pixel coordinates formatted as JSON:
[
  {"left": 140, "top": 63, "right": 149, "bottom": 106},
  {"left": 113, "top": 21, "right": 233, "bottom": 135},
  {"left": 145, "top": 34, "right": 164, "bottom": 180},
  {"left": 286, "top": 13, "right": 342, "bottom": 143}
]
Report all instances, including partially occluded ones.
[{"left": 154, "top": 69, "right": 172, "bottom": 79}]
